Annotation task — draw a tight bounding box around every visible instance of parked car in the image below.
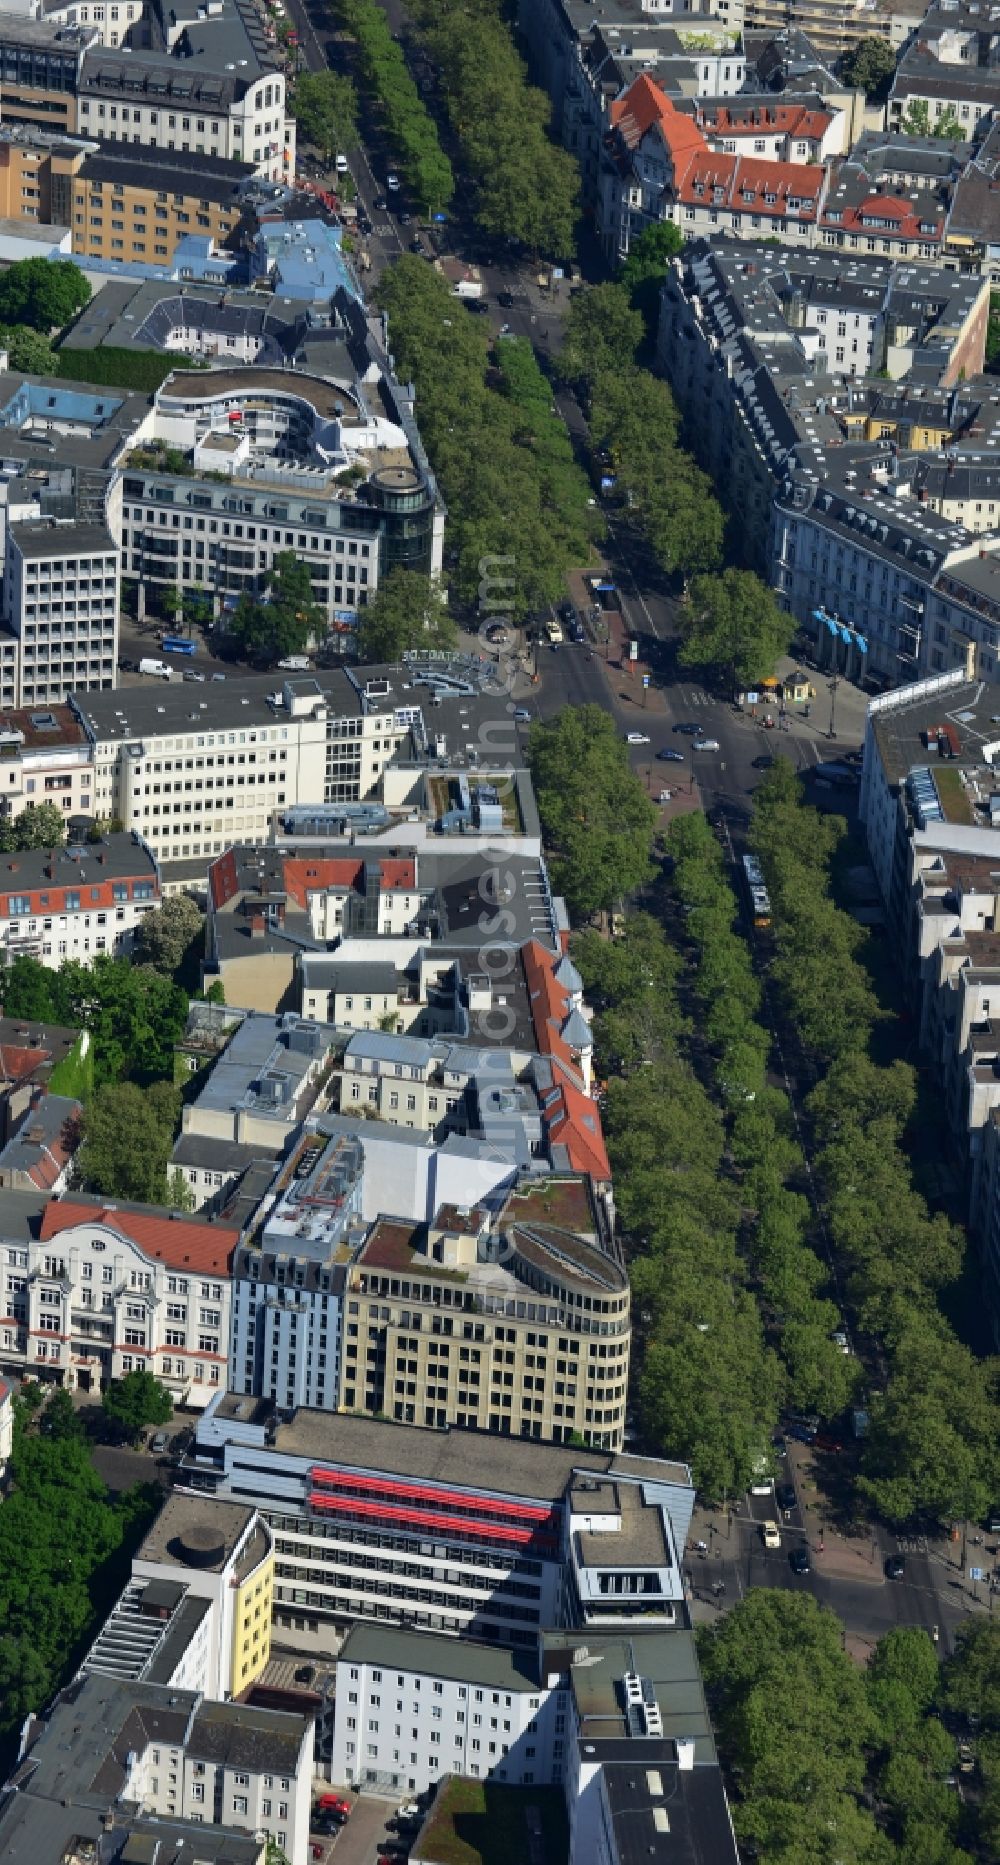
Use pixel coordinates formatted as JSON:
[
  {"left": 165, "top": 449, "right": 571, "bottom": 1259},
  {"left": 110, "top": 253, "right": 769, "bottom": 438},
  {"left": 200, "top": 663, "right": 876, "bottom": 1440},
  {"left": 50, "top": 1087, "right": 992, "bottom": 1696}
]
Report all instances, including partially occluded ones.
[
  {"left": 626, "top": 731, "right": 651, "bottom": 745},
  {"left": 498, "top": 289, "right": 515, "bottom": 308},
  {"left": 408, "top": 237, "right": 424, "bottom": 254},
  {"left": 885, "top": 1554, "right": 906, "bottom": 1580},
  {"left": 762, "top": 1520, "right": 781, "bottom": 1550},
  {"left": 789, "top": 1545, "right": 811, "bottom": 1575},
  {"left": 373, "top": 195, "right": 387, "bottom": 211},
  {"left": 149, "top": 1431, "right": 169, "bottom": 1454},
  {"left": 830, "top": 1329, "right": 850, "bottom": 1354},
  {"left": 657, "top": 748, "right": 685, "bottom": 762},
  {"left": 386, "top": 172, "right": 400, "bottom": 191},
  {"left": 397, "top": 1803, "right": 420, "bottom": 1820},
  {"left": 513, "top": 707, "right": 532, "bottom": 723},
  {"left": 776, "top": 1483, "right": 797, "bottom": 1512}
]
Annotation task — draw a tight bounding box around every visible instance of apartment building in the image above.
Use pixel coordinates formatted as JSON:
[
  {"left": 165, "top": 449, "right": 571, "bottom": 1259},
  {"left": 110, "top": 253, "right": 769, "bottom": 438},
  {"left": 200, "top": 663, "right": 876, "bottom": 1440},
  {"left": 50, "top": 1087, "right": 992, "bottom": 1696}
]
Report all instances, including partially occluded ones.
[
  {"left": 600, "top": 71, "right": 829, "bottom": 259},
  {"left": 0, "top": 702, "right": 95, "bottom": 823},
  {"left": 818, "top": 134, "right": 969, "bottom": 266},
  {"left": 70, "top": 142, "right": 252, "bottom": 263},
  {"left": 658, "top": 241, "right": 1000, "bottom": 684},
  {"left": 0, "top": 829, "right": 158, "bottom": 967},
  {"left": 329, "top": 1624, "right": 738, "bottom": 1865},
  {"left": 888, "top": 3, "right": 1000, "bottom": 139},
  {"left": 42, "top": 0, "right": 145, "bottom": 49},
  {"left": 0, "top": 124, "right": 253, "bottom": 263},
  {"left": 0, "top": 1088, "right": 80, "bottom": 1191},
  {"left": 179, "top": 1392, "right": 695, "bottom": 1651},
  {"left": 229, "top": 1131, "right": 364, "bottom": 1414},
  {"left": 82, "top": 1494, "right": 275, "bottom": 1701},
  {"left": 178, "top": 1009, "right": 338, "bottom": 1152},
  {"left": 0, "top": 1669, "right": 312, "bottom": 1865},
  {"left": 0, "top": 16, "right": 95, "bottom": 138},
  {"left": 340, "top": 1175, "right": 629, "bottom": 1451},
  {"left": 742, "top": 0, "right": 884, "bottom": 59},
  {"left": 0, "top": 1191, "right": 238, "bottom": 1397},
  {"left": 3, "top": 515, "right": 119, "bottom": 708},
  {"left": 858, "top": 668, "right": 1000, "bottom": 1336}
]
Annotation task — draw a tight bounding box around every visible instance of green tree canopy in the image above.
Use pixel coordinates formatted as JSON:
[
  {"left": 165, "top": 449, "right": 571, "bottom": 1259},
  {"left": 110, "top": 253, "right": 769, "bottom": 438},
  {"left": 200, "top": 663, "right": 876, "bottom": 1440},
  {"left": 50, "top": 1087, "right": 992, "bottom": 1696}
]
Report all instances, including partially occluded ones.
[
  {"left": 528, "top": 705, "right": 657, "bottom": 918},
  {"left": 0, "top": 324, "right": 56, "bottom": 374},
  {"left": 77, "top": 1079, "right": 181, "bottom": 1204},
  {"left": 621, "top": 222, "right": 685, "bottom": 342},
  {"left": 681, "top": 567, "right": 796, "bottom": 692},
  {"left": 1, "top": 954, "right": 187, "bottom": 1084},
  {"left": 841, "top": 36, "right": 897, "bottom": 98},
  {"left": 132, "top": 893, "right": 204, "bottom": 980},
  {"left": 226, "top": 551, "right": 326, "bottom": 665},
  {"left": 0, "top": 258, "right": 90, "bottom": 331},
  {"left": 559, "top": 285, "right": 645, "bottom": 397},
  {"left": 291, "top": 70, "right": 357, "bottom": 161},
  {"left": 102, "top": 1370, "right": 173, "bottom": 1445},
  {"left": 355, "top": 568, "right": 457, "bottom": 663},
  {"left": 0, "top": 802, "right": 67, "bottom": 851}
]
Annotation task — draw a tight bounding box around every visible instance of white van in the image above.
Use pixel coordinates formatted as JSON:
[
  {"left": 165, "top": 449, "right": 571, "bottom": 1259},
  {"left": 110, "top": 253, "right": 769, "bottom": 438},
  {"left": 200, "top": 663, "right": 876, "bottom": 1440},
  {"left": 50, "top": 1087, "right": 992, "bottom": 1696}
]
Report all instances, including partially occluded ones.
[
  {"left": 277, "top": 655, "right": 310, "bottom": 671},
  {"left": 139, "top": 658, "right": 171, "bottom": 679}
]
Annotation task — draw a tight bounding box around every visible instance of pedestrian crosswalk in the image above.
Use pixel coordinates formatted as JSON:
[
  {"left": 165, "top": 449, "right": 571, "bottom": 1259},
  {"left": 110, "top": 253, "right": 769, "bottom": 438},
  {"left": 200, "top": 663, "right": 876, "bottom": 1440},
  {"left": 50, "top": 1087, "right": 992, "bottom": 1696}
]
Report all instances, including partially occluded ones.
[{"left": 675, "top": 686, "right": 713, "bottom": 708}]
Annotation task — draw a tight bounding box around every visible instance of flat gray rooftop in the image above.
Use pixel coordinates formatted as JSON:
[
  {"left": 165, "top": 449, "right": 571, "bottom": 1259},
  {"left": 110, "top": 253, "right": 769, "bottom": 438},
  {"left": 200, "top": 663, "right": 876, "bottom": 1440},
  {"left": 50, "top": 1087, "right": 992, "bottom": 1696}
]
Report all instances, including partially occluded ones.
[
  {"left": 337, "top": 1623, "right": 540, "bottom": 1690},
  {"left": 71, "top": 669, "right": 361, "bottom": 743},
  {"left": 267, "top": 1406, "right": 691, "bottom": 1499},
  {"left": 137, "top": 1492, "right": 256, "bottom": 1572}
]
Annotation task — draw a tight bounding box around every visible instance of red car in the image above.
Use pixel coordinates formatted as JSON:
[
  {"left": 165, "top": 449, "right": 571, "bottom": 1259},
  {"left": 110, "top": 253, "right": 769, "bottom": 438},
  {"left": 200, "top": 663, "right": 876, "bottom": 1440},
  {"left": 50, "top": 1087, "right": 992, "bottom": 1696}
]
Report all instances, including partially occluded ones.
[{"left": 316, "top": 1796, "right": 351, "bottom": 1815}]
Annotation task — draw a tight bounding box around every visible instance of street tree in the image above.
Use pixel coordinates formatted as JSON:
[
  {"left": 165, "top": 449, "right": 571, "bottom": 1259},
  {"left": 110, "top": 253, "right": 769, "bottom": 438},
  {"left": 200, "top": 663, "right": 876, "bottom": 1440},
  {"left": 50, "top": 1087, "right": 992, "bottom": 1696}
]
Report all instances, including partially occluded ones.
[
  {"left": 681, "top": 567, "right": 796, "bottom": 693},
  {"left": 0, "top": 258, "right": 90, "bottom": 331},
  {"left": 841, "top": 36, "right": 897, "bottom": 98},
  {"left": 102, "top": 1369, "right": 172, "bottom": 1445},
  {"left": 39, "top": 1387, "right": 83, "bottom": 1442},
  {"left": 291, "top": 70, "right": 357, "bottom": 162},
  {"left": 940, "top": 1620, "right": 1000, "bottom": 1732},
  {"left": 621, "top": 222, "right": 685, "bottom": 341},
  {"left": 559, "top": 285, "right": 644, "bottom": 398},
  {"left": 355, "top": 569, "right": 457, "bottom": 663},
  {"left": 226, "top": 551, "right": 325, "bottom": 665},
  {"left": 528, "top": 705, "right": 657, "bottom": 919}
]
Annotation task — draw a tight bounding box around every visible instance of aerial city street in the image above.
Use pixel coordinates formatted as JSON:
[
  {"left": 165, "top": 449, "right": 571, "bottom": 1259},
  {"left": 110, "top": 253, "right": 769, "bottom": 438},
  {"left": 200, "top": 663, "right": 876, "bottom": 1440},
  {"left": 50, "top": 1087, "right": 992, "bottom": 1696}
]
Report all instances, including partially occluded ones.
[{"left": 0, "top": 2, "right": 995, "bottom": 1864}]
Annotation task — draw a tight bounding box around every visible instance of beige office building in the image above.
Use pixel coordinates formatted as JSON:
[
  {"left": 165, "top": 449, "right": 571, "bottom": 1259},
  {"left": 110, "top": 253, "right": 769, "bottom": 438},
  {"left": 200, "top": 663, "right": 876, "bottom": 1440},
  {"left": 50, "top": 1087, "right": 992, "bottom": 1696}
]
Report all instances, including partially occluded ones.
[{"left": 340, "top": 1179, "right": 631, "bottom": 1452}]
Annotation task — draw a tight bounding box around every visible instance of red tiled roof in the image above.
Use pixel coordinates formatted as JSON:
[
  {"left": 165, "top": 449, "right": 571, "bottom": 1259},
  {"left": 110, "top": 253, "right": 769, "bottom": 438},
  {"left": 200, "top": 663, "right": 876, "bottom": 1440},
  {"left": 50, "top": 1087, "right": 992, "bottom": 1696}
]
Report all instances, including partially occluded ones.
[
  {"left": 610, "top": 72, "right": 706, "bottom": 162},
  {"left": 680, "top": 153, "right": 825, "bottom": 217},
  {"left": 541, "top": 1070, "right": 611, "bottom": 1182},
  {"left": 0, "top": 1044, "right": 51, "bottom": 1082},
  {"left": 822, "top": 195, "right": 943, "bottom": 240},
  {"left": 40, "top": 1198, "right": 238, "bottom": 1276},
  {"left": 210, "top": 852, "right": 418, "bottom": 914},
  {"left": 704, "top": 103, "right": 832, "bottom": 141}
]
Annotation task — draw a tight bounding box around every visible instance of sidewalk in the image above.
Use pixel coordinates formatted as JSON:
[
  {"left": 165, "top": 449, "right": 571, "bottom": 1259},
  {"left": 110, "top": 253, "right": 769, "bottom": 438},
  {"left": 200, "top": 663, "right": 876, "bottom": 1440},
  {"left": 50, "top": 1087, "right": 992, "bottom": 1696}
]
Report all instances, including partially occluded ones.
[{"left": 786, "top": 1440, "right": 884, "bottom": 1585}]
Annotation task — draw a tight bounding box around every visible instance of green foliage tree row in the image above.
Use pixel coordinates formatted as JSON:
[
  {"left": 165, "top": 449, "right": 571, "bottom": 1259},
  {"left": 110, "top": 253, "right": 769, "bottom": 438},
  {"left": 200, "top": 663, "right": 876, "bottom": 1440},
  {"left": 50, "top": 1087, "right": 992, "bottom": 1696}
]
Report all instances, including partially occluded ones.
[
  {"left": 335, "top": 0, "right": 453, "bottom": 212},
  {"left": 699, "top": 1592, "right": 998, "bottom": 1863},
  {"left": 291, "top": 69, "right": 358, "bottom": 163},
  {"left": 55, "top": 348, "right": 201, "bottom": 390},
  {"left": 901, "top": 98, "right": 964, "bottom": 139},
  {"left": 567, "top": 838, "right": 784, "bottom": 1495},
  {"left": 560, "top": 281, "right": 725, "bottom": 583},
  {"left": 132, "top": 893, "right": 205, "bottom": 983},
  {"left": 0, "top": 1412, "right": 159, "bottom": 1738},
  {"left": 374, "top": 259, "right": 600, "bottom": 613},
  {"left": 411, "top": 0, "right": 579, "bottom": 258},
  {"left": 102, "top": 1368, "right": 173, "bottom": 1445},
  {"left": 1, "top": 952, "right": 188, "bottom": 1086},
  {"left": 751, "top": 763, "right": 1000, "bottom": 1522},
  {"left": 528, "top": 705, "right": 657, "bottom": 920},
  {"left": 667, "top": 813, "right": 860, "bottom": 1422}
]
